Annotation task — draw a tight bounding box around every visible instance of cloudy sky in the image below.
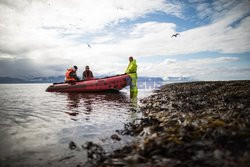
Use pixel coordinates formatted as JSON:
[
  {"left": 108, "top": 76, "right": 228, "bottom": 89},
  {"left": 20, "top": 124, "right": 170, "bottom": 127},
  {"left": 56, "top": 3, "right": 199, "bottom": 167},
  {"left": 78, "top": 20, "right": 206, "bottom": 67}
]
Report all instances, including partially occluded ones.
[{"left": 0, "top": 0, "right": 250, "bottom": 80}]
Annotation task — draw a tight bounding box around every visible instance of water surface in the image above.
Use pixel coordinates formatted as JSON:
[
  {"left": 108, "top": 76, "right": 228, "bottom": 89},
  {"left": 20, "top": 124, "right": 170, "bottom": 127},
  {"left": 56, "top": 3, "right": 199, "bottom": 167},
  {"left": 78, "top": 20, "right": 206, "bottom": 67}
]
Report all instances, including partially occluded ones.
[{"left": 0, "top": 84, "right": 153, "bottom": 166}]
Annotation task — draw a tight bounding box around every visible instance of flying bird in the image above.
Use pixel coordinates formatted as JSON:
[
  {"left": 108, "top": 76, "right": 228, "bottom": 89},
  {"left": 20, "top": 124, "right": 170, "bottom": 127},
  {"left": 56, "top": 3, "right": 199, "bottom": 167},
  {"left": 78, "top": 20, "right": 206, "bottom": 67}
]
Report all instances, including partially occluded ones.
[
  {"left": 171, "top": 33, "right": 180, "bottom": 37},
  {"left": 87, "top": 43, "right": 91, "bottom": 48}
]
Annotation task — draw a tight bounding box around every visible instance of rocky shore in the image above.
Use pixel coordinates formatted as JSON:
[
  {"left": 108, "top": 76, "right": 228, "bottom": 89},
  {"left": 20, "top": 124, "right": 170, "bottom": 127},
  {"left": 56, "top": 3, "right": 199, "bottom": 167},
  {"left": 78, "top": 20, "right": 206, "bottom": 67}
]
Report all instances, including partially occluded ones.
[{"left": 82, "top": 81, "right": 250, "bottom": 167}]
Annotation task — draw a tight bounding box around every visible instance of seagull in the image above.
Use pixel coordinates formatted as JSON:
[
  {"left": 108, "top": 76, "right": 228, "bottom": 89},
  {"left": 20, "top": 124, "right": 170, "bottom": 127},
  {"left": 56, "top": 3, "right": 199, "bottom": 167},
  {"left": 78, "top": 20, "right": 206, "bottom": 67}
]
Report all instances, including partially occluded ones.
[
  {"left": 87, "top": 43, "right": 91, "bottom": 48},
  {"left": 171, "top": 33, "right": 180, "bottom": 37}
]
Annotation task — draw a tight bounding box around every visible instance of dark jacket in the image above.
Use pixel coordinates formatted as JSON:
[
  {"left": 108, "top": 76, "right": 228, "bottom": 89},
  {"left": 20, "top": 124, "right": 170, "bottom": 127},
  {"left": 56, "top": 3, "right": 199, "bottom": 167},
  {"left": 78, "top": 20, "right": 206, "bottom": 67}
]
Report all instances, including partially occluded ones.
[
  {"left": 82, "top": 70, "right": 93, "bottom": 80},
  {"left": 71, "top": 72, "right": 80, "bottom": 81}
]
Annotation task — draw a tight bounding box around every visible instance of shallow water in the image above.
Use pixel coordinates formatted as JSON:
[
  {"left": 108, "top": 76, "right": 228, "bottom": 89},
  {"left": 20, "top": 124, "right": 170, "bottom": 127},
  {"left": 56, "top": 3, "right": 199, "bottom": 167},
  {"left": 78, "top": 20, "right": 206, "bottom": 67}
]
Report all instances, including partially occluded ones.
[{"left": 0, "top": 84, "right": 153, "bottom": 166}]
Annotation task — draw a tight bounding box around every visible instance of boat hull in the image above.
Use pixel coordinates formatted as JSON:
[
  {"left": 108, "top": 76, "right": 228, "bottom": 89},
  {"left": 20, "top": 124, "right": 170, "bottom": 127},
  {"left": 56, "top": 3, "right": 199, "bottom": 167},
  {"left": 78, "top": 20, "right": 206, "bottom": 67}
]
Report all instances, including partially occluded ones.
[{"left": 46, "top": 74, "right": 131, "bottom": 92}]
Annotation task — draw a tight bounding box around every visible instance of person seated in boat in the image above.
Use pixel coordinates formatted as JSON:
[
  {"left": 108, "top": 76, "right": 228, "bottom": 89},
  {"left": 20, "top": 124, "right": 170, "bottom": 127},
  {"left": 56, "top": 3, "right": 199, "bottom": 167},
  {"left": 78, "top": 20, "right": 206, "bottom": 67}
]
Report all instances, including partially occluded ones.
[
  {"left": 65, "top": 65, "right": 80, "bottom": 83},
  {"left": 82, "top": 65, "right": 94, "bottom": 80}
]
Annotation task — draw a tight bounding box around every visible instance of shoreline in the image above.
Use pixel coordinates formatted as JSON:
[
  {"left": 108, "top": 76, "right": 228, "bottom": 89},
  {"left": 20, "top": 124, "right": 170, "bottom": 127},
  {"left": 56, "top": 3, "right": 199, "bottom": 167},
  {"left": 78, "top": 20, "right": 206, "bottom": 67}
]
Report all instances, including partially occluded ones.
[{"left": 82, "top": 81, "right": 250, "bottom": 167}]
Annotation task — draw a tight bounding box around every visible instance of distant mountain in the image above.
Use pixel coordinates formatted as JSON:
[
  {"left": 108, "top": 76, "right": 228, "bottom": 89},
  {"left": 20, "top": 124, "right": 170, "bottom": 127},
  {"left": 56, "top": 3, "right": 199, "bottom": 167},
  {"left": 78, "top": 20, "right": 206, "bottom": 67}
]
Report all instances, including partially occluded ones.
[
  {"left": 29, "top": 76, "right": 65, "bottom": 83},
  {"left": 0, "top": 77, "right": 29, "bottom": 83},
  {"left": 0, "top": 76, "right": 65, "bottom": 83},
  {"left": 164, "top": 76, "right": 194, "bottom": 82},
  {"left": 138, "top": 76, "right": 163, "bottom": 82}
]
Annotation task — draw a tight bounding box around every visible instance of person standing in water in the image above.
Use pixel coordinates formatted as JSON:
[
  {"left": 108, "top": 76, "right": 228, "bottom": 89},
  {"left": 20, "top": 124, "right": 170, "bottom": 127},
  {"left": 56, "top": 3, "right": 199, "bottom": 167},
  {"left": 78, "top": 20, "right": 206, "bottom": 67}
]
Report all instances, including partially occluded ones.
[{"left": 125, "top": 57, "right": 138, "bottom": 96}]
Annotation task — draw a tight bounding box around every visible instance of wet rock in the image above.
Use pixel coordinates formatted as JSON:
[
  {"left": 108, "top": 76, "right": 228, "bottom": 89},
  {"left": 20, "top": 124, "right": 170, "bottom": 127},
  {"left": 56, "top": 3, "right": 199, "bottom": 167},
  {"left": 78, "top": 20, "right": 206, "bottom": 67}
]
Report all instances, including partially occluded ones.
[
  {"left": 82, "top": 141, "right": 106, "bottom": 162},
  {"left": 213, "top": 149, "right": 223, "bottom": 159},
  {"left": 69, "top": 141, "right": 77, "bottom": 150},
  {"left": 160, "top": 103, "right": 168, "bottom": 109},
  {"left": 65, "top": 111, "right": 79, "bottom": 116},
  {"left": 111, "top": 134, "right": 121, "bottom": 141}
]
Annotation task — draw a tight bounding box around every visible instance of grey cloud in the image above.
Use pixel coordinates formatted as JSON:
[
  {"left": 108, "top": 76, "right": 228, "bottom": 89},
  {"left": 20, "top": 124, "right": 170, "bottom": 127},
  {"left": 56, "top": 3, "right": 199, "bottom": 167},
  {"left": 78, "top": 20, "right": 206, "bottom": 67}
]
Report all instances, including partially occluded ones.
[
  {"left": 0, "top": 0, "right": 36, "bottom": 11},
  {"left": 0, "top": 58, "right": 67, "bottom": 78},
  {"left": 0, "top": 58, "right": 40, "bottom": 78},
  {"left": 0, "top": 47, "right": 31, "bottom": 56}
]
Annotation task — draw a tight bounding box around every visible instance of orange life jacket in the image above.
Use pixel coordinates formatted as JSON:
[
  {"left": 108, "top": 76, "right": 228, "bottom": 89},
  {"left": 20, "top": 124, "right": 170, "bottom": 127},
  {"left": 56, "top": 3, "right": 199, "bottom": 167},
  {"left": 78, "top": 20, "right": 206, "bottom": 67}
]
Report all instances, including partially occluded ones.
[{"left": 65, "top": 68, "right": 76, "bottom": 81}]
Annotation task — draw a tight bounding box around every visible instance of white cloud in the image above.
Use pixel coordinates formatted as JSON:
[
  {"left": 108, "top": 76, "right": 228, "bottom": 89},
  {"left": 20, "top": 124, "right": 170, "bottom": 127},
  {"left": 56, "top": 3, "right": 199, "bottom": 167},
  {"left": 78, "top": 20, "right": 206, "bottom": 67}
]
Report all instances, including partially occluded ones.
[
  {"left": 189, "top": 0, "right": 240, "bottom": 22},
  {"left": 0, "top": 0, "right": 182, "bottom": 34},
  {"left": 0, "top": 0, "right": 249, "bottom": 80},
  {"left": 94, "top": 13, "right": 250, "bottom": 59},
  {"left": 162, "top": 59, "right": 176, "bottom": 64},
  {"left": 138, "top": 56, "right": 247, "bottom": 80},
  {"left": 0, "top": 0, "right": 182, "bottom": 75},
  {"left": 129, "top": 22, "right": 176, "bottom": 37},
  {"left": 92, "top": 35, "right": 113, "bottom": 43}
]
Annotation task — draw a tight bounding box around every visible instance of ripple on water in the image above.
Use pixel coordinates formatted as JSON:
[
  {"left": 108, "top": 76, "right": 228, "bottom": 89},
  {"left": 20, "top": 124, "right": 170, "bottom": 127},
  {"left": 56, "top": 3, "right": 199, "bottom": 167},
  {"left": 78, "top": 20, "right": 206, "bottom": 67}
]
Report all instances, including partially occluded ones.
[{"left": 0, "top": 84, "right": 152, "bottom": 166}]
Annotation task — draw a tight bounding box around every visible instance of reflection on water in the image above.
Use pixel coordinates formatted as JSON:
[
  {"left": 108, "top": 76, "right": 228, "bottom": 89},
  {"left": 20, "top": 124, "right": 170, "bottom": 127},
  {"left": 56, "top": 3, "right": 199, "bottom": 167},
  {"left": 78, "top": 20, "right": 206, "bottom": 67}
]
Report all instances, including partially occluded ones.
[
  {"left": 130, "top": 91, "right": 138, "bottom": 110},
  {"left": 0, "top": 84, "right": 150, "bottom": 167},
  {"left": 65, "top": 92, "right": 130, "bottom": 118},
  {"left": 66, "top": 93, "right": 81, "bottom": 110}
]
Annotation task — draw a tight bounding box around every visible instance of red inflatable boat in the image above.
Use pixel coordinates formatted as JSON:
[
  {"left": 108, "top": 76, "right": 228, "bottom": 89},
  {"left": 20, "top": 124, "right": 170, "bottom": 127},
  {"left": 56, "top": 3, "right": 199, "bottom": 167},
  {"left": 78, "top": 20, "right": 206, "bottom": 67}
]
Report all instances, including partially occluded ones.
[{"left": 46, "top": 74, "right": 131, "bottom": 92}]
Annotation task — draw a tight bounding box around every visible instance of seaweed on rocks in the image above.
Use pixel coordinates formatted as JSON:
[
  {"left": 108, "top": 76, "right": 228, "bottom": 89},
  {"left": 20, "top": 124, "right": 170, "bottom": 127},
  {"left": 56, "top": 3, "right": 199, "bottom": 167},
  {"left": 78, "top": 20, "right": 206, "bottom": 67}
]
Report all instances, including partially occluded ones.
[
  {"left": 82, "top": 141, "right": 106, "bottom": 161},
  {"left": 82, "top": 81, "right": 250, "bottom": 167}
]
